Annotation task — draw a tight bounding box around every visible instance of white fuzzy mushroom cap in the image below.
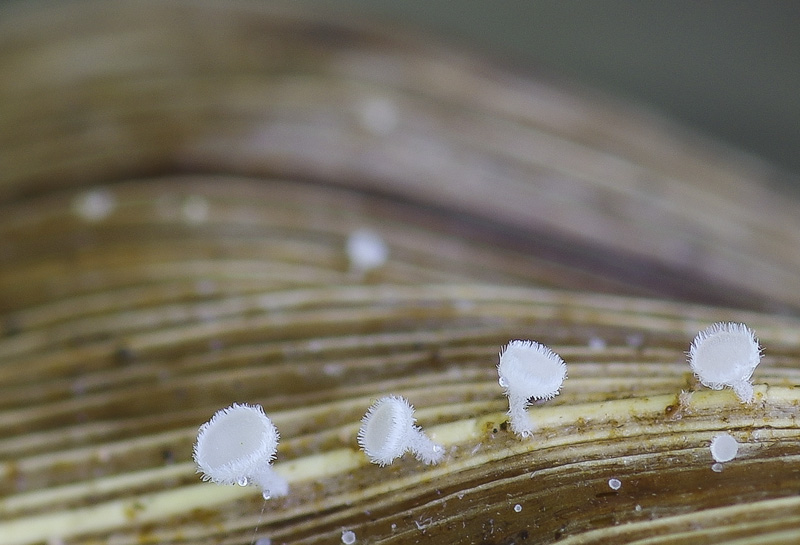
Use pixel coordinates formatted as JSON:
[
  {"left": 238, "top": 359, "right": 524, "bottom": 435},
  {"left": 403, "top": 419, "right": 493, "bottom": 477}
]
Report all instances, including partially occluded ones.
[
  {"left": 688, "top": 322, "right": 761, "bottom": 401},
  {"left": 193, "top": 403, "right": 280, "bottom": 485},
  {"left": 710, "top": 432, "right": 739, "bottom": 463},
  {"left": 498, "top": 340, "right": 567, "bottom": 400},
  {"left": 358, "top": 395, "right": 417, "bottom": 466}
]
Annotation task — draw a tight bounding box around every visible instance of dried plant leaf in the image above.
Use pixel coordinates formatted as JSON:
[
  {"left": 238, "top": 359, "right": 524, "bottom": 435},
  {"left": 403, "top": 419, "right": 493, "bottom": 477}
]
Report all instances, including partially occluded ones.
[{"left": 1, "top": 2, "right": 800, "bottom": 545}]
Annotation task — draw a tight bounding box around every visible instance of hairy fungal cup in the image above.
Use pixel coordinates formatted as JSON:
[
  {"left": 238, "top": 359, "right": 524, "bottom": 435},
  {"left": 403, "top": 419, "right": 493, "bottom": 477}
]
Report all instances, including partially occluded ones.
[
  {"left": 193, "top": 403, "right": 289, "bottom": 499},
  {"left": 688, "top": 322, "right": 761, "bottom": 403},
  {"left": 358, "top": 395, "right": 444, "bottom": 466},
  {"left": 498, "top": 340, "right": 567, "bottom": 437},
  {"left": 710, "top": 432, "right": 739, "bottom": 463}
]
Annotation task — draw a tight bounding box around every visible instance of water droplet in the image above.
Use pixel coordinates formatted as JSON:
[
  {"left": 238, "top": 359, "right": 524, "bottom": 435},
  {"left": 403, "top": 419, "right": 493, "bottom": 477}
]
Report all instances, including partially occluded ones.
[
  {"left": 236, "top": 477, "right": 248, "bottom": 486},
  {"left": 262, "top": 490, "right": 271, "bottom": 500},
  {"left": 711, "top": 463, "right": 724, "bottom": 473},
  {"left": 498, "top": 377, "right": 508, "bottom": 388},
  {"left": 608, "top": 478, "right": 621, "bottom": 490},
  {"left": 513, "top": 504, "right": 522, "bottom": 513}
]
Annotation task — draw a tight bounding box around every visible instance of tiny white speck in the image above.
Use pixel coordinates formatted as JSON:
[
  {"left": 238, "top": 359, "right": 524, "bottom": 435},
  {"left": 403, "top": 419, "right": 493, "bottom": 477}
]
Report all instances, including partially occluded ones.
[
  {"left": 711, "top": 462, "right": 724, "bottom": 473},
  {"left": 195, "top": 279, "right": 217, "bottom": 295},
  {"left": 254, "top": 538, "right": 272, "bottom": 545},
  {"left": 72, "top": 189, "right": 116, "bottom": 222},
  {"left": 608, "top": 478, "right": 621, "bottom": 490},
  {"left": 346, "top": 229, "right": 388, "bottom": 272},
  {"left": 513, "top": 504, "right": 522, "bottom": 513},
  {"left": 626, "top": 333, "right": 644, "bottom": 347},
  {"left": 341, "top": 530, "right": 356, "bottom": 544},
  {"left": 391, "top": 523, "right": 397, "bottom": 530},
  {"left": 710, "top": 432, "right": 739, "bottom": 462},
  {"left": 182, "top": 195, "right": 209, "bottom": 224},
  {"left": 323, "top": 362, "right": 344, "bottom": 376},
  {"left": 71, "top": 379, "right": 88, "bottom": 396},
  {"left": 588, "top": 336, "right": 606, "bottom": 350},
  {"left": 358, "top": 97, "right": 399, "bottom": 135},
  {"left": 634, "top": 504, "right": 642, "bottom": 512}
]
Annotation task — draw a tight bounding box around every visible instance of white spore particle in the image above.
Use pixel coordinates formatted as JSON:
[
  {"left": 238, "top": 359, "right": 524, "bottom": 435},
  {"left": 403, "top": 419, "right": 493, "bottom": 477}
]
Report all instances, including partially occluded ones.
[
  {"left": 72, "top": 189, "right": 116, "bottom": 222},
  {"left": 346, "top": 229, "right": 388, "bottom": 272},
  {"left": 709, "top": 432, "right": 739, "bottom": 462},
  {"left": 341, "top": 530, "right": 356, "bottom": 544},
  {"left": 608, "top": 478, "right": 622, "bottom": 490},
  {"left": 497, "top": 340, "right": 567, "bottom": 437},
  {"left": 688, "top": 322, "right": 761, "bottom": 403},
  {"left": 358, "top": 97, "right": 399, "bottom": 135},
  {"left": 513, "top": 504, "right": 522, "bottom": 513},
  {"left": 182, "top": 195, "right": 209, "bottom": 224},
  {"left": 626, "top": 333, "right": 644, "bottom": 348},
  {"left": 588, "top": 336, "right": 606, "bottom": 350}
]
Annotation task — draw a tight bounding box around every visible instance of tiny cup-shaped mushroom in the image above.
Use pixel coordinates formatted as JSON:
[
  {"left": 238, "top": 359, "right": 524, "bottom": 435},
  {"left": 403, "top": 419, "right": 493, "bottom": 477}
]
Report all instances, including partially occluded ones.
[
  {"left": 710, "top": 432, "right": 739, "bottom": 463},
  {"left": 497, "top": 340, "right": 567, "bottom": 437},
  {"left": 358, "top": 395, "right": 444, "bottom": 466},
  {"left": 688, "top": 322, "right": 761, "bottom": 403},
  {"left": 193, "top": 403, "right": 289, "bottom": 499}
]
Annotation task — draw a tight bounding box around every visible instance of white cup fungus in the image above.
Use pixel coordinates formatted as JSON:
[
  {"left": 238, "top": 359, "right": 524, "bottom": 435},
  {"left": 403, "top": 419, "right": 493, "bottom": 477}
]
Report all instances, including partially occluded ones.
[
  {"left": 193, "top": 403, "right": 289, "bottom": 499},
  {"left": 358, "top": 395, "right": 444, "bottom": 466},
  {"left": 497, "top": 340, "right": 567, "bottom": 437},
  {"left": 710, "top": 432, "right": 739, "bottom": 463},
  {"left": 688, "top": 322, "right": 761, "bottom": 403}
]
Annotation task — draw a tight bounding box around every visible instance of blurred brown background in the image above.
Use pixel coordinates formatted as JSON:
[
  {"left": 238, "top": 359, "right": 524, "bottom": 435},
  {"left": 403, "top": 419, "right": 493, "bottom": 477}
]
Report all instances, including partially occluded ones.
[{"left": 297, "top": 0, "right": 800, "bottom": 182}]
